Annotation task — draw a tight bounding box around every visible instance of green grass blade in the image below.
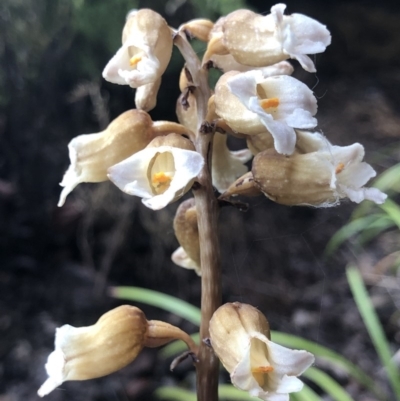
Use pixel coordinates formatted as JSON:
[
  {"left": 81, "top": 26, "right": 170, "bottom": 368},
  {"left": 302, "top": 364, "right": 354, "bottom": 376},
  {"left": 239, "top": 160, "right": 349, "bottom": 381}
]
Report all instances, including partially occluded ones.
[
  {"left": 358, "top": 216, "right": 394, "bottom": 244},
  {"left": 303, "top": 367, "right": 355, "bottom": 401},
  {"left": 110, "top": 286, "right": 201, "bottom": 325},
  {"left": 347, "top": 266, "right": 400, "bottom": 399},
  {"left": 218, "top": 385, "right": 258, "bottom": 400},
  {"left": 373, "top": 164, "right": 400, "bottom": 193},
  {"left": 271, "top": 331, "right": 383, "bottom": 398},
  {"left": 155, "top": 387, "right": 196, "bottom": 401},
  {"left": 293, "top": 384, "right": 322, "bottom": 401},
  {"left": 379, "top": 199, "right": 400, "bottom": 230},
  {"left": 325, "top": 214, "right": 384, "bottom": 256}
]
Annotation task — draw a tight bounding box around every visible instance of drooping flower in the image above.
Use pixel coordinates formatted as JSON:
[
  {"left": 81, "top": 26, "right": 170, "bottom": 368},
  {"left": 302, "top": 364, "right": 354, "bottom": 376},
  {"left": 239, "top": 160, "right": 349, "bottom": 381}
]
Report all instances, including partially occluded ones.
[
  {"left": 58, "top": 109, "right": 154, "bottom": 206},
  {"left": 108, "top": 134, "right": 204, "bottom": 210},
  {"left": 37, "top": 306, "right": 149, "bottom": 397},
  {"left": 38, "top": 305, "right": 198, "bottom": 397},
  {"left": 214, "top": 70, "right": 317, "bottom": 155},
  {"left": 210, "top": 302, "right": 314, "bottom": 401},
  {"left": 252, "top": 131, "right": 387, "bottom": 206},
  {"left": 204, "top": 4, "right": 331, "bottom": 73},
  {"left": 102, "top": 9, "right": 173, "bottom": 89}
]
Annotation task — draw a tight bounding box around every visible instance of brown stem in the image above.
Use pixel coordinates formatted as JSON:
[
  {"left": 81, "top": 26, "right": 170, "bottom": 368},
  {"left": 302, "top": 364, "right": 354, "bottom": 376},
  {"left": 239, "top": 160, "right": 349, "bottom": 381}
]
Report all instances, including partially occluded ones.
[
  {"left": 174, "top": 30, "right": 221, "bottom": 401},
  {"left": 192, "top": 137, "right": 221, "bottom": 401}
]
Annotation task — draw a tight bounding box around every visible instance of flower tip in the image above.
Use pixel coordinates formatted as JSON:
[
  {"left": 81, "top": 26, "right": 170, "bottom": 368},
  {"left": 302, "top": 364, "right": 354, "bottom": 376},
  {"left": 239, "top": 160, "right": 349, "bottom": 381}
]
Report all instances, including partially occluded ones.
[{"left": 37, "top": 378, "right": 61, "bottom": 397}]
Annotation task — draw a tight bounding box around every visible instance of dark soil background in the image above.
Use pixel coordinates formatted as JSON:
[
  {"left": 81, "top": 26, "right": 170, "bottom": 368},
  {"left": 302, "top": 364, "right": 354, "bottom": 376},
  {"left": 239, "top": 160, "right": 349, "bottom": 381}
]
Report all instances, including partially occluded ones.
[{"left": 0, "top": 0, "right": 399, "bottom": 400}]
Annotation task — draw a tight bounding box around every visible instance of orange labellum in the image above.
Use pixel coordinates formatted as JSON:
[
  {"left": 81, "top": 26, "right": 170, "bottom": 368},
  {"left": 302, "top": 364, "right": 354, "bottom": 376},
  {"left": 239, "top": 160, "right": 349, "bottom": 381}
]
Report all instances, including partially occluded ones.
[
  {"left": 335, "top": 162, "right": 345, "bottom": 174},
  {"left": 260, "top": 98, "right": 280, "bottom": 110},
  {"left": 129, "top": 55, "right": 142, "bottom": 67},
  {"left": 252, "top": 366, "right": 274, "bottom": 373},
  {"left": 152, "top": 172, "right": 172, "bottom": 186}
]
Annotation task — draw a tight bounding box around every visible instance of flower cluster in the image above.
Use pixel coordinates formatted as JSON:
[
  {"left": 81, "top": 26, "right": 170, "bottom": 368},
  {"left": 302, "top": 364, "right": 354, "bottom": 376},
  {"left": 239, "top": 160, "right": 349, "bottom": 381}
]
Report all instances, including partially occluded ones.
[{"left": 45, "top": 3, "right": 388, "bottom": 401}]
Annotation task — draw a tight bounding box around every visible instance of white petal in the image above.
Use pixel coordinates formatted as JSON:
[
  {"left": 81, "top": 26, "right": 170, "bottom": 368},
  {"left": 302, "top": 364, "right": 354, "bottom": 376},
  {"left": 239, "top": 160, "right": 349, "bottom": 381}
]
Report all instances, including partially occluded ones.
[
  {"left": 282, "top": 13, "right": 331, "bottom": 72},
  {"left": 37, "top": 349, "right": 65, "bottom": 397},
  {"left": 171, "top": 246, "right": 201, "bottom": 275},
  {"left": 117, "top": 53, "right": 159, "bottom": 88},
  {"left": 265, "top": 339, "right": 315, "bottom": 377},
  {"left": 102, "top": 45, "right": 133, "bottom": 85},
  {"left": 247, "top": 97, "right": 296, "bottom": 155},
  {"left": 58, "top": 135, "right": 92, "bottom": 207}
]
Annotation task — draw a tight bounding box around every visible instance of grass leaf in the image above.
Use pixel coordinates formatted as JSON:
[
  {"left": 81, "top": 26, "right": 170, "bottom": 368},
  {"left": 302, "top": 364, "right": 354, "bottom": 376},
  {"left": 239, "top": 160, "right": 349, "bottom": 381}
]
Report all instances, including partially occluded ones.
[
  {"left": 347, "top": 266, "right": 400, "bottom": 400},
  {"left": 110, "top": 286, "right": 201, "bottom": 325},
  {"left": 303, "top": 367, "right": 355, "bottom": 401}
]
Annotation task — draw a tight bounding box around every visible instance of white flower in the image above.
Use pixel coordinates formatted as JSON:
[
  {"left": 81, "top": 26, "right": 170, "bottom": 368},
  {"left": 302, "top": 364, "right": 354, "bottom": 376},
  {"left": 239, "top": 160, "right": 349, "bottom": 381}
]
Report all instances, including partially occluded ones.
[
  {"left": 214, "top": 70, "right": 317, "bottom": 155},
  {"left": 326, "top": 143, "right": 387, "bottom": 205},
  {"left": 108, "top": 146, "right": 204, "bottom": 210},
  {"left": 252, "top": 131, "right": 387, "bottom": 206},
  {"left": 214, "top": 4, "right": 331, "bottom": 73},
  {"left": 102, "top": 9, "right": 173, "bottom": 88},
  {"left": 210, "top": 303, "right": 314, "bottom": 401},
  {"left": 58, "top": 109, "right": 153, "bottom": 207},
  {"left": 38, "top": 306, "right": 148, "bottom": 397}
]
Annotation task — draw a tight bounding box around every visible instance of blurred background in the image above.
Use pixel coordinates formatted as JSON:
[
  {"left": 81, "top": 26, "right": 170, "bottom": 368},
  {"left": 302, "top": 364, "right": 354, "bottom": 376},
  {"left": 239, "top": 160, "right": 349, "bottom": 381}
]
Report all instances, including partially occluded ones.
[{"left": 0, "top": 0, "right": 399, "bottom": 400}]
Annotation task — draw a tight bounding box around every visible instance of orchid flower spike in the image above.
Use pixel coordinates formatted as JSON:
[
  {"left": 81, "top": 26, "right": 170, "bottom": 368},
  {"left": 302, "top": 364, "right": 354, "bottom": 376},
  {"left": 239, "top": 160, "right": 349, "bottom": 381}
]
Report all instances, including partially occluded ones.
[
  {"left": 103, "top": 9, "right": 173, "bottom": 89},
  {"left": 108, "top": 134, "right": 204, "bottom": 210},
  {"left": 210, "top": 302, "right": 314, "bottom": 401}
]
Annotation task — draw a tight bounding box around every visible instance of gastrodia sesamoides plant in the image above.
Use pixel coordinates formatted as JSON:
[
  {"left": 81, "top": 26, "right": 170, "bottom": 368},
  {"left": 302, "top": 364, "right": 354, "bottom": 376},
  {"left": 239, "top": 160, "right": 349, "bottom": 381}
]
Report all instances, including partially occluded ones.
[{"left": 50, "top": 4, "right": 388, "bottom": 401}]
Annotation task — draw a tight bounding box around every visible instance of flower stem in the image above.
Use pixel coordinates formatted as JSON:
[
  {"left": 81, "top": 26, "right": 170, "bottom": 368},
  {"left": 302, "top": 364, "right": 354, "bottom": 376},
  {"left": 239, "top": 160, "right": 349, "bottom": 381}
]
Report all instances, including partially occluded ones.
[{"left": 174, "top": 31, "right": 221, "bottom": 401}]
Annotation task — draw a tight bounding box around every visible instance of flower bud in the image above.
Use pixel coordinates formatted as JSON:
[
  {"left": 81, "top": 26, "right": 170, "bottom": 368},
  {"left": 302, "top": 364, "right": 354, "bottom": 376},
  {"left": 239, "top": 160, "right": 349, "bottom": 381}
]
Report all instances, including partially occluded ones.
[
  {"left": 58, "top": 109, "right": 153, "bottom": 206},
  {"left": 172, "top": 198, "right": 201, "bottom": 275},
  {"left": 103, "top": 9, "right": 173, "bottom": 88},
  {"left": 209, "top": 302, "right": 314, "bottom": 401},
  {"left": 179, "top": 19, "right": 214, "bottom": 42},
  {"left": 219, "top": 172, "right": 261, "bottom": 199},
  {"left": 252, "top": 143, "right": 387, "bottom": 207},
  {"left": 108, "top": 134, "right": 204, "bottom": 210},
  {"left": 38, "top": 305, "right": 148, "bottom": 397}
]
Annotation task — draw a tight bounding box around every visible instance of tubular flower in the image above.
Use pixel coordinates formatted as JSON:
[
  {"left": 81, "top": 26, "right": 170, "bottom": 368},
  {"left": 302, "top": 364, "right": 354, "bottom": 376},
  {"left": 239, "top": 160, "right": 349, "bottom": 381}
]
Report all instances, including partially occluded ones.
[
  {"left": 214, "top": 70, "right": 317, "bottom": 155},
  {"left": 38, "top": 305, "right": 198, "bottom": 397},
  {"left": 37, "top": 306, "right": 148, "bottom": 397},
  {"left": 204, "top": 4, "right": 331, "bottom": 73},
  {"left": 252, "top": 132, "right": 387, "bottom": 207},
  {"left": 58, "top": 109, "right": 154, "bottom": 206},
  {"left": 103, "top": 9, "right": 173, "bottom": 88},
  {"left": 210, "top": 303, "right": 314, "bottom": 401},
  {"left": 108, "top": 134, "right": 204, "bottom": 210}
]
